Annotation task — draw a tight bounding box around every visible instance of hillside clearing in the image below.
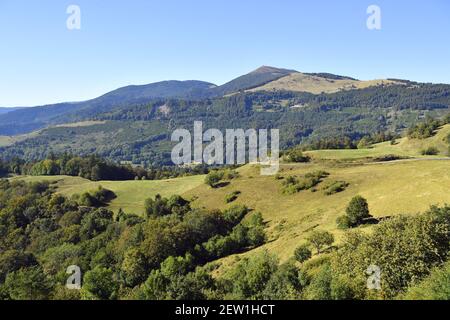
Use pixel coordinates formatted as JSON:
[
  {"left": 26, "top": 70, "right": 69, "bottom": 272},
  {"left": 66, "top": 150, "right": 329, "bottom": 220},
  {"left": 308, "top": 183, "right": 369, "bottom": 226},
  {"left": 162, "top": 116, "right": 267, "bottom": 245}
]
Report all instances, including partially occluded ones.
[
  {"left": 11, "top": 174, "right": 205, "bottom": 215},
  {"left": 307, "top": 124, "right": 450, "bottom": 160}
]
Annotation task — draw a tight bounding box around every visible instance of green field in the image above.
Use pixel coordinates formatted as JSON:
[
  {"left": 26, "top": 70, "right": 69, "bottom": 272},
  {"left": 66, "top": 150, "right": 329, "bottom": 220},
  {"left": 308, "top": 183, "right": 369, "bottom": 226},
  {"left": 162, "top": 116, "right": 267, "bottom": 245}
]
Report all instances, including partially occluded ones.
[
  {"left": 307, "top": 124, "right": 450, "bottom": 160},
  {"left": 12, "top": 174, "right": 205, "bottom": 215}
]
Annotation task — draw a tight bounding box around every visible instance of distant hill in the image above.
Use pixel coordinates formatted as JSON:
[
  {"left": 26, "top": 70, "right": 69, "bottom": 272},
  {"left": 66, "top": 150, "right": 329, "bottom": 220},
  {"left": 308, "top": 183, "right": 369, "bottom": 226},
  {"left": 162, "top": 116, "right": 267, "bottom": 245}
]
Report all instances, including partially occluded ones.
[
  {"left": 0, "top": 107, "right": 24, "bottom": 115},
  {"left": 0, "top": 80, "right": 215, "bottom": 135},
  {"left": 208, "top": 66, "right": 296, "bottom": 96},
  {"left": 0, "top": 67, "right": 298, "bottom": 135}
]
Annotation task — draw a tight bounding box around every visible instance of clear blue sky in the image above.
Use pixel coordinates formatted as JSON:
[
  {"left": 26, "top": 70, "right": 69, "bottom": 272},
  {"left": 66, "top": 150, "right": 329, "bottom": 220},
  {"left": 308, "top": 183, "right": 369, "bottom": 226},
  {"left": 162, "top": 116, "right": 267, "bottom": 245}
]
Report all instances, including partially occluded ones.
[{"left": 0, "top": 0, "right": 449, "bottom": 107}]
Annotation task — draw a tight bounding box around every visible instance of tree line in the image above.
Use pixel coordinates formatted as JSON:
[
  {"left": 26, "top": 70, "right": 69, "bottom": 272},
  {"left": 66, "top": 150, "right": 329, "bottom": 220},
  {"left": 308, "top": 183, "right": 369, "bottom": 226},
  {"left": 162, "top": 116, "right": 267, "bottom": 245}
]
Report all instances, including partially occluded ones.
[{"left": 0, "top": 154, "right": 209, "bottom": 181}]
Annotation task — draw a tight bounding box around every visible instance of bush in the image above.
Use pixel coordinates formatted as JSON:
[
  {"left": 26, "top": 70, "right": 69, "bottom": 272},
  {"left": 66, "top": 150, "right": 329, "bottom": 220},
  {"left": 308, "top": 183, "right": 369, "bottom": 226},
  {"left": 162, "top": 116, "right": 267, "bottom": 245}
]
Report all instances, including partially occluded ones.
[
  {"left": 336, "top": 215, "right": 351, "bottom": 229},
  {"left": 407, "top": 119, "right": 441, "bottom": 139},
  {"left": 332, "top": 205, "right": 450, "bottom": 298},
  {"left": 421, "top": 146, "right": 439, "bottom": 155},
  {"left": 224, "top": 250, "right": 278, "bottom": 299},
  {"left": 294, "top": 245, "right": 312, "bottom": 263},
  {"left": 77, "top": 186, "right": 116, "bottom": 207},
  {"left": 204, "top": 171, "right": 224, "bottom": 187},
  {"left": 282, "top": 149, "right": 311, "bottom": 163},
  {"left": 225, "top": 191, "right": 241, "bottom": 203},
  {"left": 205, "top": 169, "right": 239, "bottom": 188},
  {"left": 282, "top": 171, "right": 329, "bottom": 195},
  {"left": 323, "top": 181, "right": 349, "bottom": 195},
  {"left": 402, "top": 261, "right": 450, "bottom": 300}
]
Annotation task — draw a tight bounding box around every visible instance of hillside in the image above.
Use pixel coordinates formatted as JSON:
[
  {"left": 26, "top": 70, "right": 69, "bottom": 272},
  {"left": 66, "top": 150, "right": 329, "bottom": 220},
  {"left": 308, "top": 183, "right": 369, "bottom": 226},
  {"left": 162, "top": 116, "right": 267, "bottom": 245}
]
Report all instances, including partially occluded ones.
[
  {"left": 5, "top": 123, "right": 450, "bottom": 301},
  {"left": 308, "top": 124, "right": 450, "bottom": 160},
  {"left": 16, "top": 151, "right": 450, "bottom": 266},
  {"left": 249, "top": 72, "right": 402, "bottom": 94},
  {"left": 12, "top": 174, "right": 205, "bottom": 215},
  {"left": 0, "top": 81, "right": 215, "bottom": 136},
  {"left": 13, "top": 125, "right": 450, "bottom": 265},
  {"left": 0, "top": 107, "right": 23, "bottom": 115}
]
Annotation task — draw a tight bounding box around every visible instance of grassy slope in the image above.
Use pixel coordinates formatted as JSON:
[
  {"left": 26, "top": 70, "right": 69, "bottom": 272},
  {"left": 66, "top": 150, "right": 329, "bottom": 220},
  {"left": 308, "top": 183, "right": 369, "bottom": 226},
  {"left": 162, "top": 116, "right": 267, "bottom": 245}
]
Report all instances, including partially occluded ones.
[
  {"left": 12, "top": 174, "right": 205, "bottom": 215},
  {"left": 248, "top": 72, "right": 400, "bottom": 94},
  {"left": 307, "top": 124, "right": 450, "bottom": 160},
  {"left": 185, "top": 160, "right": 450, "bottom": 266}
]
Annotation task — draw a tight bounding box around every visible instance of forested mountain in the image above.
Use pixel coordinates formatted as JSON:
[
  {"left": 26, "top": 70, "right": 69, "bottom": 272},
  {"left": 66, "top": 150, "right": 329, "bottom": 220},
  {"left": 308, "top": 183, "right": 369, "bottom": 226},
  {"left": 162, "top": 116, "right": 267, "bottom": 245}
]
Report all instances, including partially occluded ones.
[
  {"left": 0, "top": 81, "right": 214, "bottom": 135},
  {"left": 0, "top": 66, "right": 297, "bottom": 135},
  {"left": 0, "top": 107, "right": 23, "bottom": 115},
  {"left": 1, "top": 81, "right": 450, "bottom": 166}
]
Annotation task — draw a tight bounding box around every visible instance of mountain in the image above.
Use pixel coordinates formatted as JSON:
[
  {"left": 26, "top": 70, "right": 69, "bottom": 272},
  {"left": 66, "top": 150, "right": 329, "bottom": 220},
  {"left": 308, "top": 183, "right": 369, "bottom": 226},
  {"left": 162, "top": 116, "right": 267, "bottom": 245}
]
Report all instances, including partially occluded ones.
[
  {"left": 2, "top": 80, "right": 450, "bottom": 165},
  {"left": 92, "top": 80, "right": 216, "bottom": 103},
  {"left": 0, "top": 65, "right": 445, "bottom": 141},
  {"left": 0, "top": 67, "right": 298, "bottom": 135},
  {"left": 0, "top": 107, "right": 24, "bottom": 115},
  {"left": 208, "top": 66, "right": 296, "bottom": 96},
  {"left": 0, "top": 80, "right": 215, "bottom": 135}
]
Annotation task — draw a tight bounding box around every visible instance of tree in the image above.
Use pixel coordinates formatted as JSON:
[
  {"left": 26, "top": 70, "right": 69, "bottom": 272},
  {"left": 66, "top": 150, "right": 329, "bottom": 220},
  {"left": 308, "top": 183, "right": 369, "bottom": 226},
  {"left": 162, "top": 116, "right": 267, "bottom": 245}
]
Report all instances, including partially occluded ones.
[
  {"left": 262, "top": 262, "right": 301, "bottom": 299},
  {"left": 306, "top": 230, "right": 334, "bottom": 254},
  {"left": 4, "top": 266, "right": 53, "bottom": 300},
  {"left": 81, "top": 266, "right": 118, "bottom": 300},
  {"left": 121, "top": 248, "right": 148, "bottom": 287},
  {"left": 357, "top": 137, "right": 371, "bottom": 149},
  {"left": 345, "top": 196, "right": 371, "bottom": 227},
  {"left": 303, "top": 263, "right": 332, "bottom": 300},
  {"left": 332, "top": 205, "right": 450, "bottom": 298},
  {"left": 225, "top": 250, "right": 278, "bottom": 299},
  {"left": 294, "top": 244, "right": 312, "bottom": 263},
  {"left": 402, "top": 261, "right": 450, "bottom": 300}
]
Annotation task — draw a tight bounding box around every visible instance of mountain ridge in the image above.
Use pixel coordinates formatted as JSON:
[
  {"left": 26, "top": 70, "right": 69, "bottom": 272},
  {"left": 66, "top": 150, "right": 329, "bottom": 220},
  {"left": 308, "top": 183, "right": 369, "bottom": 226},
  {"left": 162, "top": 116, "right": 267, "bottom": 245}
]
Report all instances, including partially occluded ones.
[{"left": 0, "top": 66, "right": 436, "bottom": 136}]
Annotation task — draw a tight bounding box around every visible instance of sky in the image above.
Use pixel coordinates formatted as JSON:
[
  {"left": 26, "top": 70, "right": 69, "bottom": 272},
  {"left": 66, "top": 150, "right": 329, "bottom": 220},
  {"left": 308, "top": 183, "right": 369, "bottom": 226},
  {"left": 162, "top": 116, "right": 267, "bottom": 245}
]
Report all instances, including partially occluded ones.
[{"left": 0, "top": 0, "right": 449, "bottom": 107}]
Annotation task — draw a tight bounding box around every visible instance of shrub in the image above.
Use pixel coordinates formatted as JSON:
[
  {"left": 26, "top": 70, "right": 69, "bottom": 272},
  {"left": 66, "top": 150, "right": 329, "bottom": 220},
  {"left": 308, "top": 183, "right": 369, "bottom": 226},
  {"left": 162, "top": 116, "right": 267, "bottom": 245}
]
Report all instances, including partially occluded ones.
[
  {"left": 224, "top": 250, "right": 278, "bottom": 299},
  {"left": 357, "top": 137, "right": 371, "bottom": 149},
  {"left": 204, "top": 171, "right": 224, "bottom": 187},
  {"left": 281, "top": 171, "right": 329, "bottom": 194},
  {"left": 323, "top": 181, "right": 349, "bottom": 195},
  {"left": 332, "top": 205, "right": 450, "bottom": 298},
  {"left": 421, "top": 146, "right": 439, "bottom": 155},
  {"left": 402, "top": 261, "right": 450, "bottom": 300},
  {"left": 336, "top": 215, "right": 351, "bottom": 229},
  {"left": 294, "top": 244, "right": 312, "bottom": 263},
  {"left": 282, "top": 149, "right": 311, "bottom": 163},
  {"left": 225, "top": 191, "right": 241, "bottom": 203}
]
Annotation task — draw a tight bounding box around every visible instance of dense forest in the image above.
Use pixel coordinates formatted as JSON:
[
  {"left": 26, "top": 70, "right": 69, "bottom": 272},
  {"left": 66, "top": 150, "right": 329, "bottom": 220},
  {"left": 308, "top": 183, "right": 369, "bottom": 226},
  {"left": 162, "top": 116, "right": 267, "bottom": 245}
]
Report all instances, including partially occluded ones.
[{"left": 0, "top": 179, "right": 448, "bottom": 300}]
